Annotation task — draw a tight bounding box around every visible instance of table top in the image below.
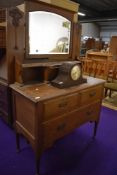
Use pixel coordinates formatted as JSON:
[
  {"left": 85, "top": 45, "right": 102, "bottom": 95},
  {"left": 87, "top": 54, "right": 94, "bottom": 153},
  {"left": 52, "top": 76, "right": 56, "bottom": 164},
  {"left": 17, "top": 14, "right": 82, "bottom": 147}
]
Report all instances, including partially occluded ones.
[{"left": 10, "top": 76, "right": 105, "bottom": 103}]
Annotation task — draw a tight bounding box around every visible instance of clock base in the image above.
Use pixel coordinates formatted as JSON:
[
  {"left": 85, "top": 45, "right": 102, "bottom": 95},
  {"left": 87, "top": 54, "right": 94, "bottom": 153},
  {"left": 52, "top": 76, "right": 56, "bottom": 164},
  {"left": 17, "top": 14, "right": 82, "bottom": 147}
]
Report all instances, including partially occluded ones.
[{"left": 51, "top": 77, "right": 87, "bottom": 88}]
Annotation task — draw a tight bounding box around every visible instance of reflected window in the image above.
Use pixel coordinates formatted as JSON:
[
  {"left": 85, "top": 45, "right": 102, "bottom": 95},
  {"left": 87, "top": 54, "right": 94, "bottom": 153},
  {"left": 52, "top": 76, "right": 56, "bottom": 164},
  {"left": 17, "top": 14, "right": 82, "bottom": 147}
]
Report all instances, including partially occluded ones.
[{"left": 29, "top": 11, "right": 71, "bottom": 54}]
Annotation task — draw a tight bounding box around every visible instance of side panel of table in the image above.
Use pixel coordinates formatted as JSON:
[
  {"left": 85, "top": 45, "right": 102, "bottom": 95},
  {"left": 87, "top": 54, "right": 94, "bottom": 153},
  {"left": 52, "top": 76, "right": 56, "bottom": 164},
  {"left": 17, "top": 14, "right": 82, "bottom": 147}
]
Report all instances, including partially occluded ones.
[{"left": 0, "top": 82, "right": 12, "bottom": 125}]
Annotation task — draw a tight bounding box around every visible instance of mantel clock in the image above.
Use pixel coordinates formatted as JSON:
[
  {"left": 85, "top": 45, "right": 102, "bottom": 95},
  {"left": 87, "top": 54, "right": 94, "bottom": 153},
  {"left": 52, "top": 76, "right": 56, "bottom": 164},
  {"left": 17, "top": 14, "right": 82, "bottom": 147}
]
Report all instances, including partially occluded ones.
[{"left": 51, "top": 61, "right": 87, "bottom": 88}]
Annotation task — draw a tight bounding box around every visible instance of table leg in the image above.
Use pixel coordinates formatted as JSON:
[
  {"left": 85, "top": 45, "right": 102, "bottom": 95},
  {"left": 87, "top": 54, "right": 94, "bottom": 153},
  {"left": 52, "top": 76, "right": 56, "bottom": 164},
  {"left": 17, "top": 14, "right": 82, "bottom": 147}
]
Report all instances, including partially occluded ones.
[
  {"left": 35, "top": 150, "right": 42, "bottom": 175},
  {"left": 16, "top": 132, "right": 20, "bottom": 152},
  {"left": 93, "top": 121, "right": 98, "bottom": 138}
]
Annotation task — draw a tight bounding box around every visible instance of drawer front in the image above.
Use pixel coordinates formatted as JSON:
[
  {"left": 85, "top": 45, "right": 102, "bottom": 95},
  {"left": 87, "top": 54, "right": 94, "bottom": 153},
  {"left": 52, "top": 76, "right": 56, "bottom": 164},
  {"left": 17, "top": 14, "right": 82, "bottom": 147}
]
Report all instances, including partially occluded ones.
[
  {"left": 80, "top": 85, "right": 103, "bottom": 106},
  {"left": 77, "top": 101, "right": 101, "bottom": 124},
  {"left": 42, "top": 112, "right": 78, "bottom": 147},
  {"left": 0, "top": 101, "right": 8, "bottom": 113},
  {"left": 43, "top": 93, "right": 80, "bottom": 121},
  {"left": 0, "top": 84, "right": 7, "bottom": 93},
  {"left": 42, "top": 102, "right": 100, "bottom": 147},
  {"left": 0, "top": 84, "right": 8, "bottom": 101}
]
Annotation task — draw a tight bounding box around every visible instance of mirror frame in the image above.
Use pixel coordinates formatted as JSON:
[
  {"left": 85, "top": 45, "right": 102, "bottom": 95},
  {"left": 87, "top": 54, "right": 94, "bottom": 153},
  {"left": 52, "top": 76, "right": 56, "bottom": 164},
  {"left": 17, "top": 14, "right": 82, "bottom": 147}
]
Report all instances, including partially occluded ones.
[{"left": 25, "top": 1, "right": 74, "bottom": 61}]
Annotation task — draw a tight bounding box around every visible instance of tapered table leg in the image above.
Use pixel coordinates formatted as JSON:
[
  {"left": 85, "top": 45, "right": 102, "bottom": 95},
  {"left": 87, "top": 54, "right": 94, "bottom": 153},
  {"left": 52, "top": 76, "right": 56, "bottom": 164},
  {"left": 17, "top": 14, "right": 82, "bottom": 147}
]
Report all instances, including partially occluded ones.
[
  {"left": 35, "top": 150, "right": 42, "bottom": 175},
  {"left": 16, "top": 132, "right": 20, "bottom": 153},
  {"left": 93, "top": 121, "right": 98, "bottom": 138},
  {"left": 35, "top": 158, "right": 40, "bottom": 175}
]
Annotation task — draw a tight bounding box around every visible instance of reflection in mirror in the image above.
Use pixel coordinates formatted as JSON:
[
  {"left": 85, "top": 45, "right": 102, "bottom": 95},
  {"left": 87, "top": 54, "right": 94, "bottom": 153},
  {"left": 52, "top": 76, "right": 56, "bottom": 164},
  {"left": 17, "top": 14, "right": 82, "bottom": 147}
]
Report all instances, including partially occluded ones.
[{"left": 29, "top": 11, "right": 71, "bottom": 54}]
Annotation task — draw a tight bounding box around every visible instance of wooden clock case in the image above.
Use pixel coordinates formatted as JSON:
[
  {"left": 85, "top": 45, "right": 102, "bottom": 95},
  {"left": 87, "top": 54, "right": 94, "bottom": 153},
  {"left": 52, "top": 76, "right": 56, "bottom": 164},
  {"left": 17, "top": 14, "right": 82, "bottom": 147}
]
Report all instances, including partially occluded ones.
[{"left": 52, "top": 61, "right": 87, "bottom": 88}]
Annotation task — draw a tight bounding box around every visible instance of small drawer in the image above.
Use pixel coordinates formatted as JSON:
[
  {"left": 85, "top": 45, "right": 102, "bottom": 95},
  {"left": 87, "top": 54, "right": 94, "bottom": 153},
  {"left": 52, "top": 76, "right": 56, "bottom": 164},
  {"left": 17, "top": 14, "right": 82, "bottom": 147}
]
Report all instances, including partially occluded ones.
[
  {"left": 80, "top": 85, "right": 103, "bottom": 106},
  {"left": 77, "top": 102, "right": 101, "bottom": 124},
  {"left": 0, "top": 85, "right": 8, "bottom": 100},
  {"left": 0, "top": 84, "right": 7, "bottom": 93},
  {"left": 43, "top": 93, "right": 80, "bottom": 121},
  {"left": 0, "top": 93, "right": 8, "bottom": 104},
  {"left": 0, "top": 101, "right": 8, "bottom": 113}
]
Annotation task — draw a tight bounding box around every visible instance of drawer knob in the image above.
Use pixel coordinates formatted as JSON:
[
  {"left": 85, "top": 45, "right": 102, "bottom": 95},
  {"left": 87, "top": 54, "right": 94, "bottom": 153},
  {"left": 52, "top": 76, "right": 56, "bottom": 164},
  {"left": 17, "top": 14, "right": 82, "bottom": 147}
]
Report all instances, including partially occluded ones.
[
  {"left": 86, "top": 110, "right": 93, "bottom": 116},
  {"left": 58, "top": 102, "right": 67, "bottom": 108},
  {"left": 89, "top": 92, "right": 96, "bottom": 97},
  {"left": 57, "top": 123, "right": 66, "bottom": 131}
]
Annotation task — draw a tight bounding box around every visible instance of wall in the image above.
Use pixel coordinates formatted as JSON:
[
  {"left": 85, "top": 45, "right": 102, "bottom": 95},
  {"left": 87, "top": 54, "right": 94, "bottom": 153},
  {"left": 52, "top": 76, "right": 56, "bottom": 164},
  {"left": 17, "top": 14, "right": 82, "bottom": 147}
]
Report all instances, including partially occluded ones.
[
  {"left": 100, "top": 22, "right": 117, "bottom": 43},
  {"left": 81, "top": 23, "right": 100, "bottom": 38},
  {"left": 81, "top": 21, "right": 117, "bottom": 44}
]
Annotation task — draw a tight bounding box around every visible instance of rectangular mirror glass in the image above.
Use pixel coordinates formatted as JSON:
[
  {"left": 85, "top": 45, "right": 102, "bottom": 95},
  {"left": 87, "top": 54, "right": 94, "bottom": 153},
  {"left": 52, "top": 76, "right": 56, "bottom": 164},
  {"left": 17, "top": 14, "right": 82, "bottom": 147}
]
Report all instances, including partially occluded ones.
[{"left": 29, "top": 11, "right": 71, "bottom": 55}]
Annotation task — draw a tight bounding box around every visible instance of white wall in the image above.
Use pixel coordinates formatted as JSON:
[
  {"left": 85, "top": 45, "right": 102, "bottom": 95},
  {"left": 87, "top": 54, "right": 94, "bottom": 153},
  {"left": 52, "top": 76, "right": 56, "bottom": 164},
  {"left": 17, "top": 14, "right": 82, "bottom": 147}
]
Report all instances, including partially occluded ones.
[
  {"left": 100, "top": 27, "right": 117, "bottom": 43},
  {"left": 81, "top": 23, "right": 100, "bottom": 38},
  {"left": 81, "top": 21, "right": 117, "bottom": 43}
]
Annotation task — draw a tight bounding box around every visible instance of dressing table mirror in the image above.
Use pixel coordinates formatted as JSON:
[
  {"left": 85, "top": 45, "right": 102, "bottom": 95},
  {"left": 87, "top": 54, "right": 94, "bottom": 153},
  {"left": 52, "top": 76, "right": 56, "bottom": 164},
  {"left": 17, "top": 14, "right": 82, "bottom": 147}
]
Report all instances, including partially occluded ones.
[
  {"left": 28, "top": 11, "right": 71, "bottom": 55},
  {"left": 10, "top": 0, "right": 80, "bottom": 84}
]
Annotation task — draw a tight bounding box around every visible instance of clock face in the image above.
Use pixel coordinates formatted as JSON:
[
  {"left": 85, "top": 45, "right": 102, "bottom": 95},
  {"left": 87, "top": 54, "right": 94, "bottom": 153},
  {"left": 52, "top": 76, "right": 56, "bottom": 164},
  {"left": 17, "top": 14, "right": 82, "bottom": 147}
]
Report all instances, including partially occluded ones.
[{"left": 70, "top": 65, "right": 81, "bottom": 81}]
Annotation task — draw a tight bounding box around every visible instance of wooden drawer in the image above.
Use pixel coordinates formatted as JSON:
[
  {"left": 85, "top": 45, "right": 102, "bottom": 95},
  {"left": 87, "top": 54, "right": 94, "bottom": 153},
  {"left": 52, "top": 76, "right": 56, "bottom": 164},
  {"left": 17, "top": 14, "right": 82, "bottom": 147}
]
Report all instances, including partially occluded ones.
[
  {"left": 0, "top": 83, "right": 7, "bottom": 92},
  {"left": 77, "top": 101, "right": 100, "bottom": 124},
  {"left": 0, "top": 101, "right": 8, "bottom": 112},
  {"left": 42, "top": 102, "right": 100, "bottom": 147},
  {"left": 0, "top": 84, "right": 8, "bottom": 101},
  {"left": 80, "top": 85, "right": 103, "bottom": 106},
  {"left": 43, "top": 93, "right": 80, "bottom": 121},
  {"left": 42, "top": 112, "right": 77, "bottom": 147}
]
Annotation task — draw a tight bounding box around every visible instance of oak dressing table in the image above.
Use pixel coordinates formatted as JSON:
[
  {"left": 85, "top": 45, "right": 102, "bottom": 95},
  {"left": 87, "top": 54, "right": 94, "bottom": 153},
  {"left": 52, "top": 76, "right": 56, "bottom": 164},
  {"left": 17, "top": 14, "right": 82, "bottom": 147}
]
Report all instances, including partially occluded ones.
[{"left": 8, "top": 0, "right": 105, "bottom": 174}]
